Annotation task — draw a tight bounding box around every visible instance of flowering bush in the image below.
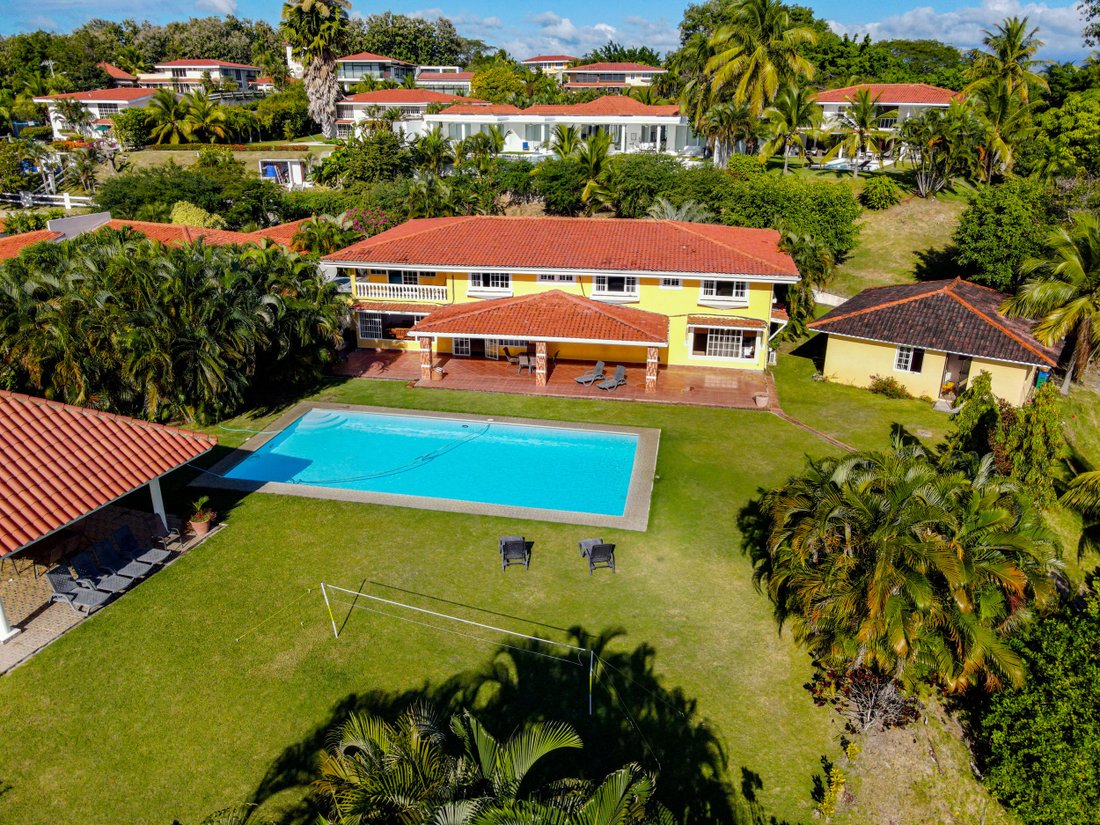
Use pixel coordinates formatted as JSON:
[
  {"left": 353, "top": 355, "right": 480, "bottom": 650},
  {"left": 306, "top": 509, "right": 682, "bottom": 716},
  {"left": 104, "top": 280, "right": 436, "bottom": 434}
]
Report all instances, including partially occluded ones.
[{"left": 343, "top": 206, "right": 396, "bottom": 237}]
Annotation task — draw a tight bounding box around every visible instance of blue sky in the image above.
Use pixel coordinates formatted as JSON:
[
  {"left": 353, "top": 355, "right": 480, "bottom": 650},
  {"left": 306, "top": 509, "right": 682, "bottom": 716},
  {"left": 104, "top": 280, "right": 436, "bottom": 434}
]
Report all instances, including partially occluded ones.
[{"left": 3, "top": 0, "right": 1091, "bottom": 62}]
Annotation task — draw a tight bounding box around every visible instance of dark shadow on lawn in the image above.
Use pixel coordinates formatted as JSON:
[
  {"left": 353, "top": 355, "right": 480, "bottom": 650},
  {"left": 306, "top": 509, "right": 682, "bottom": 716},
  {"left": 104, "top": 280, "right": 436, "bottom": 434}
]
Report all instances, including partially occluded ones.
[
  {"left": 787, "top": 333, "right": 827, "bottom": 373},
  {"left": 249, "top": 626, "right": 789, "bottom": 825},
  {"left": 913, "top": 244, "right": 960, "bottom": 282}
]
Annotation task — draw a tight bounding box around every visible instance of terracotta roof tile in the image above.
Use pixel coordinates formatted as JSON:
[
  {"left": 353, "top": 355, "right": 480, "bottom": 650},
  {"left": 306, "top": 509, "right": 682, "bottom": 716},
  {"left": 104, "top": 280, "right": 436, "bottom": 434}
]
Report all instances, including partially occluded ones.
[
  {"left": 809, "top": 278, "right": 1062, "bottom": 367},
  {"left": 342, "top": 89, "right": 483, "bottom": 104},
  {"left": 336, "top": 52, "right": 414, "bottom": 65},
  {"left": 412, "top": 290, "right": 669, "bottom": 345},
  {"left": 565, "top": 62, "right": 666, "bottom": 73},
  {"left": 100, "top": 220, "right": 307, "bottom": 248},
  {"left": 814, "top": 83, "right": 962, "bottom": 105},
  {"left": 34, "top": 88, "right": 155, "bottom": 102},
  {"left": 524, "top": 97, "right": 679, "bottom": 117},
  {"left": 437, "top": 104, "right": 523, "bottom": 115},
  {"left": 0, "top": 391, "right": 215, "bottom": 556},
  {"left": 0, "top": 230, "right": 62, "bottom": 260},
  {"left": 416, "top": 72, "right": 474, "bottom": 82},
  {"left": 97, "top": 61, "right": 136, "bottom": 81},
  {"left": 523, "top": 55, "right": 579, "bottom": 63},
  {"left": 687, "top": 314, "right": 767, "bottom": 329},
  {"left": 323, "top": 217, "right": 800, "bottom": 278}
]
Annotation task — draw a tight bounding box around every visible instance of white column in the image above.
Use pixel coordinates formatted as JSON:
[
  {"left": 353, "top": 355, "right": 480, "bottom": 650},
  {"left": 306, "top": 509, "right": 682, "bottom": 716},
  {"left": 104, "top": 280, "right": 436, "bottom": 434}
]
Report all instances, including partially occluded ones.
[
  {"left": 148, "top": 477, "right": 168, "bottom": 532},
  {"left": 0, "top": 597, "right": 20, "bottom": 643},
  {"left": 620, "top": 125, "right": 627, "bottom": 152},
  {"left": 658, "top": 125, "right": 665, "bottom": 152}
]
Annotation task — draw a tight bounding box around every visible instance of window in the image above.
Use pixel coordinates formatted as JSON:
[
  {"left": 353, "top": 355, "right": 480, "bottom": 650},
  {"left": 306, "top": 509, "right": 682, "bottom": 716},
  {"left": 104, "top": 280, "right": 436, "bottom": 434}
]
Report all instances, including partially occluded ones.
[
  {"left": 691, "top": 328, "right": 757, "bottom": 360},
  {"left": 593, "top": 275, "right": 638, "bottom": 296},
  {"left": 358, "top": 311, "right": 383, "bottom": 340},
  {"left": 660, "top": 278, "right": 681, "bottom": 289},
  {"left": 171, "top": 69, "right": 186, "bottom": 79},
  {"left": 469, "top": 272, "right": 510, "bottom": 290},
  {"left": 387, "top": 271, "right": 421, "bottom": 285},
  {"left": 895, "top": 345, "right": 925, "bottom": 373},
  {"left": 537, "top": 273, "right": 577, "bottom": 282},
  {"left": 701, "top": 280, "right": 748, "bottom": 301},
  {"left": 97, "top": 104, "right": 119, "bottom": 115},
  {"left": 358, "top": 311, "right": 426, "bottom": 340}
]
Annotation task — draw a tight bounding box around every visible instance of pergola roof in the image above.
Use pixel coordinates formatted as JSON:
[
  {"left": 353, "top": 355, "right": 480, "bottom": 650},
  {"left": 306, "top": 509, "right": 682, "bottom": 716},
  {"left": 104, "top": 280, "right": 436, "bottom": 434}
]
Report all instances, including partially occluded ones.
[
  {"left": 411, "top": 290, "right": 669, "bottom": 346},
  {"left": 0, "top": 391, "right": 216, "bottom": 556}
]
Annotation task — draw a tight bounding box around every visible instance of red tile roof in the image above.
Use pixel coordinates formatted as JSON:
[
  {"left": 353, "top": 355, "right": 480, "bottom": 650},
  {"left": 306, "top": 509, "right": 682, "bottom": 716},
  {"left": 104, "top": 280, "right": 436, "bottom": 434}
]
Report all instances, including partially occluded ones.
[
  {"left": 99, "top": 220, "right": 308, "bottom": 248},
  {"left": 0, "top": 391, "right": 215, "bottom": 556},
  {"left": 352, "top": 301, "right": 441, "bottom": 313},
  {"left": 98, "top": 61, "right": 136, "bottom": 81},
  {"left": 323, "top": 217, "right": 800, "bottom": 278},
  {"left": 814, "top": 83, "right": 962, "bottom": 105},
  {"left": 523, "top": 55, "right": 579, "bottom": 63},
  {"left": 343, "top": 89, "right": 484, "bottom": 105},
  {"left": 564, "top": 82, "right": 629, "bottom": 88},
  {"left": 809, "top": 278, "right": 1062, "bottom": 367},
  {"left": 155, "top": 59, "right": 260, "bottom": 69},
  {"left": 337, "top": 51, "right": 414, "bottom": 65},
  {"left": 35, "top": 88, "right": 155, "bottom": 102},
  {"left": 0, "top": 230, "right": 62, "bottom": 260},
  {"left": 412, "top": 290, "right": 669, "bottom": 345},
  {"left": 416, "top": 72, "right": 474, "bottom": 82},
  {"left": 437, "top": 104, "right": 523, "bottom": 115},
  {"left": 565, "top": 62, "right": 666, "bottom": 73},
  {"left": 525, "top": 96, "right": 679, "bottom": 117},
  {"left": 687, "top": 314, "right": 767, "bottom": 330},
  {"left": 245, "top": 219, "right": 312, "bottom": 248}
]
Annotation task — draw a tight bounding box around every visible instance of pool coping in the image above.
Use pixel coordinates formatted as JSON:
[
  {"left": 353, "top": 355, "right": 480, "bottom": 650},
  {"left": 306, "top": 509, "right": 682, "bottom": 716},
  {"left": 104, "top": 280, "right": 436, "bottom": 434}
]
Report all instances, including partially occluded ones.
[{"left": 197, "top": 402, "right": 661, "bottom": 532}]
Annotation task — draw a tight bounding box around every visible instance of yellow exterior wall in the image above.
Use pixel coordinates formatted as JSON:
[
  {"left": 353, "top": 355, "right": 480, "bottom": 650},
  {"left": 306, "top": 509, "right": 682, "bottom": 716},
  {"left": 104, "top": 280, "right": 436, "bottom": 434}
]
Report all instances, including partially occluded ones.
[
  {"left": 971, "top": 359, "right": 1035, "bottom": 406},
  {"left": 348, "top": 269, "right": 778, "bottom": 370},
  {"left": 822, "top": 335, "right": 947, "bottom": 399}
]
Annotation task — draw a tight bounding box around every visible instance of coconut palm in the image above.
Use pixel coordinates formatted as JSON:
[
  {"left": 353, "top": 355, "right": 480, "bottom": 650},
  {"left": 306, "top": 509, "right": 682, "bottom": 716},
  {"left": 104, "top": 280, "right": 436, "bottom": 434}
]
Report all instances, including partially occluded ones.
[
  {"left": 183, "top": 91, "right": 228, "bottom": 143},
  {"left": 778, "top": 225, "right": 833, "bottom": 336},
  {"left": 415, "top": 126, "right": 454, "bottom": 175},
  {"left": 53, "top": 98, "right": 93, "bottom": 137},
  {"left": 147, "top": 89, "right": 192, "bottom": 145},
  {"left": 826, "top": 88, "right": 897, "bottom": 178},
  {"left": 760, "top": 82, "right": 821, "bottom": 172},
  {"left": 705, "top": 0, "right": 817, "bottom": 118},
  {"left": 646, "top": 196, "right": 713, "bottom": 223},
  {"left": 578, "top": 130, "right": 613, "bottom": 210},
  {"left": 280, "top": 0, "right": 350, "bottom": 139},
  {"left": 971, "top": 79, "right": 1033, "bottom": 181},
  {"left": 550, "top": 123, "right": 581, "bottom": 157},
  {"left": 112, "top": 45, "right": 149, "bottom": 75},
  {"left": 1060, "top": 470, "right": 1100, "bottom": 558},
  {"left": 1001, "top": 212, "right": 1100, "bottom": 389},
  {"left": 966, "top": 16, "right": 1049, "bottom": 102},
  {"left": 290, "top": 214, "right": 359, "bottom": 254},
  {"left": 671, "top": 31, "right": 715, "bottom": 137},
  {"left": 71, "top": 149, "right": 99, "bottom": 193},
  {"left": 699, "top": 100, "right": 756, "bottom": 167}
]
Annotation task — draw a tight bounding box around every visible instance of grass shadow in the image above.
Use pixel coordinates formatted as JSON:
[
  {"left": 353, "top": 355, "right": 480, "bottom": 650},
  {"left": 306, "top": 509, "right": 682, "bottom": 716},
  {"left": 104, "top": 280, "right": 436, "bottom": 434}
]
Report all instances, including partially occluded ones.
[
  {"left": 248, "top": 626, "right": 790, "bottom": 825},
  {"left": 912, "top": 244, "right": 960, "bottom": 281},
  {"left": 787, "top": 334, "right": 827, "bottom": 373}
]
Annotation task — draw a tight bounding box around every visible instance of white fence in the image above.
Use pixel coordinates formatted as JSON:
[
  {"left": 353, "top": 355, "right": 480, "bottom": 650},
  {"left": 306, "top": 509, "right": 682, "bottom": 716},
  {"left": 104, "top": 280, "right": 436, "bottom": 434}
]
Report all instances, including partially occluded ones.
[
  {"left": 0, "top": 192, "right": 94, "bottom": 210},
  {"left": 354, "top": 282, "right": 449, "bottom": 302}
]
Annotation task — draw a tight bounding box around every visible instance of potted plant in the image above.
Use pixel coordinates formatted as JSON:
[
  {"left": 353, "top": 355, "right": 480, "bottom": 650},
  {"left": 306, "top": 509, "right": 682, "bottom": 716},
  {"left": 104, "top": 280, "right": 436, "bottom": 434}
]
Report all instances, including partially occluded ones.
[{"left": 188, "top": 495, "right": 217, "bottom": 536}]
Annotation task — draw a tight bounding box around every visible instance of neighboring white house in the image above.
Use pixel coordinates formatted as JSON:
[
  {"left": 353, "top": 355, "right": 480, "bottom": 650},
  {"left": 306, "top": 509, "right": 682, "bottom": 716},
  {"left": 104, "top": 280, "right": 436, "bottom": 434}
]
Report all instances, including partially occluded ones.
[
  {"left": 335, "top": 52, "right": 416, "bottom": 90},
  {"left": 423, "top": 96, "right": 704, "bottom": 156},
  {"left": 33, "top": 88, "right": 159, "bottom": 139},
  {"left": 415, "top": 71, "right": 474, "bottom": 95},
  {"left": 561, "top": 62, "right": 667, "bottom": 91},
  {"left": 814, "top": 83, "right": 963, "bottom": 131},
  {"left": 136, "top": 59, "right": 262, "bottom": 93},
  {"left": 521, "top": 54, "right": 579, "bottom": 76},
  {"left": 335, "top": 89, "right": 486, "bottom": 139}
]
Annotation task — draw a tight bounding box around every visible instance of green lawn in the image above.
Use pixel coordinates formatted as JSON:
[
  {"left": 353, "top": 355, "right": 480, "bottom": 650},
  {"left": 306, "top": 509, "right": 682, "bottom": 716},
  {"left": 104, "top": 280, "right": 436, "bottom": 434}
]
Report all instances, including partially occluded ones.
[{"left": 0, "top": 378, "right": 1005, "bottom": 824}]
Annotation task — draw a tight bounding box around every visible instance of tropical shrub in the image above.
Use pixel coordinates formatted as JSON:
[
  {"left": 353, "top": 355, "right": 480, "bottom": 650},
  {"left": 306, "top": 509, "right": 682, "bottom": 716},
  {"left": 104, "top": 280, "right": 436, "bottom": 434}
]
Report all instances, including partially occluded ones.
[
  {"left": 253, "top": 84, "right": 317, "bottom": 142},
  {"left": 604, "top": 153, "right": 683, "bottom": 218},
  {"left": 867, "top": 374, "right": 912, "bottom": 398},
  {"left": 111, "top": 108, "right": 150, "bottom": 149},
  {"left": 0, "top": 141, "right": 29, "bottom": 191},
  {"left": 533, "top": 157, "right": 586, "bottom": 216},
  {"left": 280, "top": 188, "right": 367, "bottom": 219},
  {"left": 2, "top": 208, "right": 64, "bottom": 234},
  {"left": 343, "top": 130, "right": 413, "bottom": 184},
  {"left": 169, "top": 200, "right": 226, "bottom": 228},
  {"left": 726, "top": 153, "right": 765, "bottom": 178},
  {"left": 859, "top": 175, "right": 903, "bottom": 209},
  {"left": 979, "top": 588, "right": 1100, "bottom": 825},
  {"left": 17, "top": 125, "right": 53, "bottom": 142}
]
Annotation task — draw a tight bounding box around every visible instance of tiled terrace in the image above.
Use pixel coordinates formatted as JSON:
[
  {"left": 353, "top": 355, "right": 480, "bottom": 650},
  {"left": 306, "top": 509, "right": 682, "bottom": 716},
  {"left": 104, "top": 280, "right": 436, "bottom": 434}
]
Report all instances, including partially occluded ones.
[
  {"left": 335, "top": 349, "right": 778, "bottom": 410},
  {"left": 0, "top": 506, "right": 202, "bottom": 674}
]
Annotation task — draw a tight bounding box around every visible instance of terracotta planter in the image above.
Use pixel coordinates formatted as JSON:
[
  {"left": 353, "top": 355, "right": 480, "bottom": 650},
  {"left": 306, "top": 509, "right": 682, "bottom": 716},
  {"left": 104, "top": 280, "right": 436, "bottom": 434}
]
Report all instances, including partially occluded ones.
[
  {"left": 188, "top": 519, "right": 213, "bottom": 537},
  {"left": 753, "top": 393, "right": 770, "bottom": 409}
]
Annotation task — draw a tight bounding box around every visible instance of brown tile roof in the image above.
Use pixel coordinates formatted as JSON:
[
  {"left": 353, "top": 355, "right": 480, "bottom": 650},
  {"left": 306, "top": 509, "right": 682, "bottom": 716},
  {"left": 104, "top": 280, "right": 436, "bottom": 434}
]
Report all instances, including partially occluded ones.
[
  {"left": 97, "top": 61, "right": 136, "bottom": 81},
  {"left": 809, "top": 278, "right": 1062, "bottom": 367},
  {"left": 523, "top": 54, "right": 579, "bottom": 63},
  {"left": 323, "top": 217, "right": 800, "bottom": 278},
  {"left": 34, "top": 88, "right": 155, "bottom": 102},
  {"left": 245, "top": 219, "right": 312, "bottom": 247},
  {"left": 687, "top": 314, "right": 767, "bottom": 330},
  {"left": 814, "top": 83, "right": 962, "bottom": 105},
  {"left": 525, "top": 96, "right": 679, "bottom": 117},
  {"left": 411, "top": 290, "right": 668, "bottom": 345},
  {"left": 565, "top": 62, "right": 666, "bottom": 73},
  {"left": 0, "top": 391, "right": 215, "bottom": 556},
  {"left": 343, "top": 89, "right": 483, "bottom": 104},
  {"left": 99, "top": 220, "right": 308, "bottom": 248},
  {"left": 0, "top": 230, "right": 62, "bottom": 260},
  {"left": 437, "top": 104, "right": 523, "bottom": 115}
]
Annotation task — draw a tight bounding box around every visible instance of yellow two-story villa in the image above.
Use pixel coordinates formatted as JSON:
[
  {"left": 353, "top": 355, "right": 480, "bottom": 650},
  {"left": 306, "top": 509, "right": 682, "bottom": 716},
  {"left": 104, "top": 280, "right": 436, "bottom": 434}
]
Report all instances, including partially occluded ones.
[{"left": 322, "top": 216, "right": 800, "bottom": 391}]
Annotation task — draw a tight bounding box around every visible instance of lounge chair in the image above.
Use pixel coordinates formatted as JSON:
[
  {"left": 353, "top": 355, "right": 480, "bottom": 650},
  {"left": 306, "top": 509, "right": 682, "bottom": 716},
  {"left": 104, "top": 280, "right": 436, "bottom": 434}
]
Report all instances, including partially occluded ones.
[
  {"left": 113, "top": 526, "right": 172, "bottom": 566},
  {"left": 69, "top": 550, "right": 132, "bottom": 594},
  {"left": 575, "top": 360, "right": 605, "bottom": 385},
  {"left": 93, "top": 539, "right": 154, "bottom": 580},
  {"left": 582, "top": 543, "right": 616, "bottom": 575},
  {"left": 578, "top": 538, "right": 603, "bottom": 557},
  {"left": 46, "top": 566, "right": 110, "bottom": 614},
  {"left": 597, "top": 365, "right": 627, "bottom": 392},
  {"left": 499, "top": 536, "right": 530, "bottom": 571}
]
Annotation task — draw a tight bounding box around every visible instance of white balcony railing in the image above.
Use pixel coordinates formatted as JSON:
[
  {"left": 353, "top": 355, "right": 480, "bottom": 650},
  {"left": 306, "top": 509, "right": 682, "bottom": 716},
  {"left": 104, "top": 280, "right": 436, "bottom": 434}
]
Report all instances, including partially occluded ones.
[{"left": 354, "top": 282, "right": 448, "bottom": 302}]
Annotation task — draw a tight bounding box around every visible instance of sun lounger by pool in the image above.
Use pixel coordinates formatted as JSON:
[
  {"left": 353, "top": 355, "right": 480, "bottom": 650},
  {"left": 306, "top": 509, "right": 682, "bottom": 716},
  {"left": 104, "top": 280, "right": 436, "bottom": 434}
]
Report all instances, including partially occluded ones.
[
  {"left": 113, "top": 526, "right": 172, "bottom": 566},
  {"left": 69, "top": 550, "right": 132, "bottom": 594},
  {"left": 581, "top": 541, "right": 616, "bottom": 574},
  {"left": 93, "top": 539, "right": 154, "bottom": 580},
  {"left": 575, "top": 361, "right": 605, "bottom": 385},
  {"left": 499, "top": 536, "right": 531, "bottom": 571},
  {"left": 46, "top": 567, "right": 111, "bottom": 614},
  {"left": 597, "top": 365, "right": 627, "bottom": 392}
]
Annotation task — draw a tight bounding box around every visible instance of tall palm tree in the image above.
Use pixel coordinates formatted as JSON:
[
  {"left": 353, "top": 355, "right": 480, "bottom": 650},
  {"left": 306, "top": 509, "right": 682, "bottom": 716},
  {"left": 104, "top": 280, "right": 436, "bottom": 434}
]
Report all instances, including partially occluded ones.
[
  {"left": 147, "top": 89, "right": 191, "bottom": 145},
  {"left": 183, "top": 91, "right": 228, "bottom": 143},
  {"left": 112, "top": 45, "right": 149, "bottom": 75},
  {"left": 671, "top": 31, "right": 716, "bottom": 139},
  {"left": 550, "top": 123, "right": 581, "bottom": 157},
  {"left": 705, "top": 0, "right": 817, "bottom": 118},
  {"left": 415, "top": 126, "right": 454, "bottom": 175},
  {"left": 778, "top": 225, "right": 833, "bottom": 336},
  {"left": 577, "top": 130, "right": 613, "bottom": 210},
  {"left": 760, "top": 82, "right": 821, "bottom": 173},
  {"left": 1001, "top": 212, "right": 1100, "bottom": 389},
  {"left": 966, "top": 16, "right": 1049, "bottom": 102},
  {"left": 699, "top": 100, "right": 756, "bottom": 167},
  {"left": 280, "top": 0, "right": 350, "bottom": 139},
  {"left": 290, "top": 215, "right": 358, "bottom": 254},
  {"left": 54, "top": 98, "right": 93, "bottom": 137},
  {"left": 971, "top": 79, "right": 1033, "bottom": 182},
  {"left": 827, "top": 88, "right": 897, "bottom": 178}
]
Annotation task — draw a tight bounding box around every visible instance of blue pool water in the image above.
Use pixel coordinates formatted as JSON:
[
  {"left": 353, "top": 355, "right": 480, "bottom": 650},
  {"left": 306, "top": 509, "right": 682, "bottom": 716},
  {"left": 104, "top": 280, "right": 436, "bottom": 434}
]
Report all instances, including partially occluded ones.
[{"left": 225, "top": 409, "right": 639, "bottom": 516}]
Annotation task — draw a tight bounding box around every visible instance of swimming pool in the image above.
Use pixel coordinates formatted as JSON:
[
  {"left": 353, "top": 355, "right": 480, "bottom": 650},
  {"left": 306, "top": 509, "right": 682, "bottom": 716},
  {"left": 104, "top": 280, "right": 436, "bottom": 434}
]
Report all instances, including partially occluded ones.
[{"left": 222, "top": 408, "right": 644, "bottom": 517}]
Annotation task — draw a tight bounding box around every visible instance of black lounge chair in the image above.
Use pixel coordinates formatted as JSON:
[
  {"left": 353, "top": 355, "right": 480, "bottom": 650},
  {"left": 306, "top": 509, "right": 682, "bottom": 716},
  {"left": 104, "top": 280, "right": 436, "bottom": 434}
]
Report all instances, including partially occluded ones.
[
  {"left": 499, "top": 536, "right": 530, "bottom": 571},
  {"left": 575, "top": 360, "right": 605, "bottom": 385},
  {"left": 582, "top": 542, "right": 616, "bottom": 575},
  {"left": 69, "top": 550, "right": 132, "bottom": 594},
  {"left": 597, "top": 365, "right": 627, "bottom": 392},
  {"left": 578, "top": 538, "right": 603, "bottom": 557},
  {"left": 113, "top": 526, "right": 172, "bottom": 566},
  {"left": 93, "top": 539, "right": 154, "bottom": 580},
  {"left": 46, "top": 567, "right": 110, "bottom": 614}
]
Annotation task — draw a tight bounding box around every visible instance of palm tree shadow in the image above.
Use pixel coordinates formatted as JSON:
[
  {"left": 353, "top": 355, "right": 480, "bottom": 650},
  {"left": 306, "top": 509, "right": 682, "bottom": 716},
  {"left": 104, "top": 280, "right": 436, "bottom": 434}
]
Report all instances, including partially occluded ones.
[{"left": 247, "top": 626, "right": 789, "bottom": 825}]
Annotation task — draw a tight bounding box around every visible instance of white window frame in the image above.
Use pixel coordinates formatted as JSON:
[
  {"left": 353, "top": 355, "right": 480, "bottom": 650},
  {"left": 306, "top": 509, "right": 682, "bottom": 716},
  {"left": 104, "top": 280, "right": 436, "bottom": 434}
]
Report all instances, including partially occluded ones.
[
  {"left": 537, "top": 273, "right": 577, "bottom": 283},
  {"left": 700, "top": 280, "right": 748, "bottom": 306},
  {"left": 97, "top": 103, "right": 119, "bottom": 116},
  {"left": 660, "top": 278, "right": 682, "bottom": 290},
  {"left": 688, "top": 327, "right": 759, "bottom": 361},
  {"left": 593, "top": 275, "right": 639, "bottom": 301},
  {"left": 452, "top": 338, "right": 471, "bottom": 356},
  {"left": 357, "top": 311, "right": 383, "bottom": 340},
  {"left": 894, "top": 345, "right": 925, "bottom": 373},
  {"left": 467, "top": 272, "right": 512, "bottom": 296}
]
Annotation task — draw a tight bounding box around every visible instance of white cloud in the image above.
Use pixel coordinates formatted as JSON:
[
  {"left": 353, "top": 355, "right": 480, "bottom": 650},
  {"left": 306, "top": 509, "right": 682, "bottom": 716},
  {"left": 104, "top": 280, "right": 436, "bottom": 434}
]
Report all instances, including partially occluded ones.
[
  {"left": 828, "top": 0, "right": 1088, "bottom": 61},
  {"left": 195, "top": 0, "right": 237, "bottom": 15}
]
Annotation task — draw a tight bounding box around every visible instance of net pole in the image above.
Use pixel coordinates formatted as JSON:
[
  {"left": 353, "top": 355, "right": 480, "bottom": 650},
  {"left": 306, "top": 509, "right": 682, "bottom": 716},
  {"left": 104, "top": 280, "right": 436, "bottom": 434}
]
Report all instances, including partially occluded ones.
[
  {"left": 588, "top": 649, "right": 594, "bottom": 716},
  {"left": 321, "top": 582, "right": 339, "bottom": 639}
]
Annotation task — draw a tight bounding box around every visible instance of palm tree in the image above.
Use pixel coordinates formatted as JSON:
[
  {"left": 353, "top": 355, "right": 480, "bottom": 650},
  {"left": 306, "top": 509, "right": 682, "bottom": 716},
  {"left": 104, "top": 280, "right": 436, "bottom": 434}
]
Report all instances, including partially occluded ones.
[
  {"left": 1001, "top": 212, "right": 1100, "bottom": 389},
  {"left": 290, "top": 215, "right": 359, "bottom": 254},
  {"left": 550, "top": 123, "right": 581, "bottom": 157},
  {"left": 147, "top": 89, "right": 192, "bottom": 145},
  {"left": 1060, "top": 470, "right": 1100, "bottom": 557},
  {"left": 760, "top": 82, "right": 821, "bottom": 172},
  {"left": 966, "top": 16, "right": 1049, "bottom": 102},
  {"left": 699, "top": 100, "right": 756, "bottom": 167},
  {"left": 778, "top": 225, "right": 833, "bottom": 336},
  {"left": 646, "top": 196, "right": 713, "bottom": 223},
  {"left": 71, "top": 149, "right": 99, "bottom": 193},
  {"left": 280, "top": 0, "right": 350, "bottom": 139},
  {"left": 705, "top": 0, "right": 817, "bottom": 118},
  {"left": 577, "top": 131, "right": 613, "bottom": 211},
  {"left": 827, "top": 88, "right": 897, "bottom": 178},
  {"left": 415, "top": 126, "right": 454, "bottom": 175},
  {"left": 183, "top": 91, "right": 228, "bottom": 143},
  {"left": 971, "top": 79, "right": 1034, "bottom": 182},
  {"left": 671, "top": 31, "right": 716, "bottom": 139},
  {"left": 54, "top": 98, "right": 93, "bottom": 137},
  {"left": 112, "top": 45, "right": 149, "bottom": 75}
]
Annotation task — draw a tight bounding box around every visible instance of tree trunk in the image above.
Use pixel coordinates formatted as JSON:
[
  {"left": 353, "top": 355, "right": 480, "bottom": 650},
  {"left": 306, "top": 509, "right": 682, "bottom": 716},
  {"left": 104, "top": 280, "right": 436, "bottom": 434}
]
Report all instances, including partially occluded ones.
[
  {"left": 1060, "top": 357, "right": 1075, "bottom": 395},
  {"left": 782, "top": 139, "right": 789, "bottom": 174}
]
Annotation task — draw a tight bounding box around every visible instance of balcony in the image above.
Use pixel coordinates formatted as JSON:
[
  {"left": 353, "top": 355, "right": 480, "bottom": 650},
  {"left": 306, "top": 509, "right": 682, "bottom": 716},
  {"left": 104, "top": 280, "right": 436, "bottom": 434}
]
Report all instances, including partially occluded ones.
[{"left": 354, "top": 282, "right": 448, "bottom": 302}]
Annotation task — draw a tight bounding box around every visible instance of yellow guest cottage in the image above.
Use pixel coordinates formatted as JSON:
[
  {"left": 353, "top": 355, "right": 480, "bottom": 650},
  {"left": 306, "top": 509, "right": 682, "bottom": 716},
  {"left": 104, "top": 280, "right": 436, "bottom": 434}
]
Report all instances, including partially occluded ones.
[{"left": 322, "top": 216, "right": 799, "bottom": 391}]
